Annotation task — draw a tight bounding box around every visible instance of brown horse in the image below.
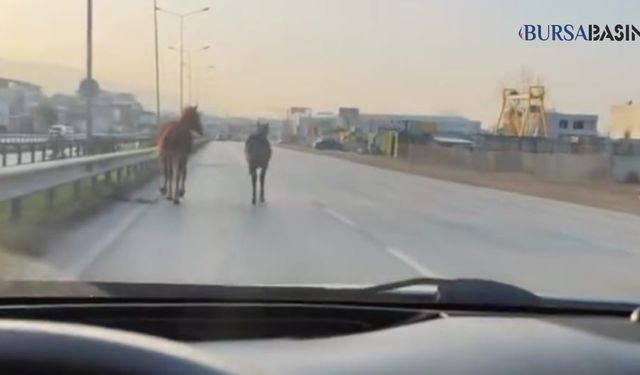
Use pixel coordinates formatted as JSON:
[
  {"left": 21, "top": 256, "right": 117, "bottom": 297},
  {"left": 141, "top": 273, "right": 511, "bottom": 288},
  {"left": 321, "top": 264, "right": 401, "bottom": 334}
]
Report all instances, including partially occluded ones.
[
  {"left": 156, "top": 105, "right": 203, "bottom": 205},
  {"left": 245, "top": 122, "right": 272, "bottom": 205}
]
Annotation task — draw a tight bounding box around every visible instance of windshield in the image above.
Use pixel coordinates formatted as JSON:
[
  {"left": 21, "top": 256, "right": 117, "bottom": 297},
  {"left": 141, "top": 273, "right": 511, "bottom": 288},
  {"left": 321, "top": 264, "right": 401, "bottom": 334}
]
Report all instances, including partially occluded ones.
[{"left": 0, "top": 0, "right": 639, "bottom": 305}]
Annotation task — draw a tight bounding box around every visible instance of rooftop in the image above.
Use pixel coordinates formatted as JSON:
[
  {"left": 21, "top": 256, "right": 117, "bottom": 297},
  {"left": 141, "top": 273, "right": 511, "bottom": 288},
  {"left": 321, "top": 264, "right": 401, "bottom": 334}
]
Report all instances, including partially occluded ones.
[{"left": 0, "top": 77, "right": 41, "bottom": 91}]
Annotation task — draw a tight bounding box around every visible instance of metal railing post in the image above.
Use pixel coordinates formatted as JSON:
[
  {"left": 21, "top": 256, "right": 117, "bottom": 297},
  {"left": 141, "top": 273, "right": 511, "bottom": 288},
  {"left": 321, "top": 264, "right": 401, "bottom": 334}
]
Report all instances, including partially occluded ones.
[
  {"left": 46, "top": 187, "right": 56, "bottom": 212},
  {"left": 10, "top": 198, "right": 22, "bottom": 222},
  {"left": 73, "top": 180, "right": 82, "bottom": 200}
]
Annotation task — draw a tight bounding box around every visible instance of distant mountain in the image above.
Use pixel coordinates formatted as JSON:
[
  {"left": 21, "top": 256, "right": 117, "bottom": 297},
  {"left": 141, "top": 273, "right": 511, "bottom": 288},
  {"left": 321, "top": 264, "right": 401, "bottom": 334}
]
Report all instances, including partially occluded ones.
[
  {"left": 0, "top": 58, "right": 156, "bottom": 107},
  {"left": 0, "top": 58, "right": 83, "bottom": 94}
]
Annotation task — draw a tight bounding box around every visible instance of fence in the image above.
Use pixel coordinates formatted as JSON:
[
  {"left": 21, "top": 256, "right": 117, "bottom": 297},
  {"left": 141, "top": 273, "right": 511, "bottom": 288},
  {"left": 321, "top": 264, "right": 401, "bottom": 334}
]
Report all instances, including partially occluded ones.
[
  {"left": 0, "top": 134, "right": 82, "bottom": 144},
  {"left": 0, "top": 134, "right": 154, "bottom": 167},
  {"left": 472, "top": 134, "right": 610, "bottom": 154},
  {"left": 0, "top": 132, "right": 150, "bottom": 144},
  {"left": 0, "top": 138, "right": 210, "bottom": 222}
]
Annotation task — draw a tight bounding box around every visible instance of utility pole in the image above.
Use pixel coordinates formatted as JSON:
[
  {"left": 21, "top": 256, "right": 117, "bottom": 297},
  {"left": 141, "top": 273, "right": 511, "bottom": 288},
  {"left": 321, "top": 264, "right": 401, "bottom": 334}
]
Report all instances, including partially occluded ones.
[
  {"left": 155, "top": 6, "right": 209, "bottom": 112},
  {"left": 153, "top": 0, "right": 161, "bottom": 126},
  {"left": 179, "top": 16, "right": 184, "bottom": 110},
  {"left": 187, "top": 51, "right": 192, "bottom": 105},
  {"left": 86, "top": 0, "right": 93, "bottom": 147}
]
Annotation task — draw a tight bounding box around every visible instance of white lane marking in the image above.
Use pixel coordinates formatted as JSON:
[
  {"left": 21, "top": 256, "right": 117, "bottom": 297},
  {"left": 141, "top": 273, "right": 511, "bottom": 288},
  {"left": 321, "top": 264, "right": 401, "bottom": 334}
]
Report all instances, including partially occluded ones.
[
  {"left": 386, "top": 247, "right": 444, "bottom": 278},
  {"left": 69, "top": 204, "right": 148, "bottom": 276},
  {"left": 323, "top": 207, "right": 358, "bottom": 229}
]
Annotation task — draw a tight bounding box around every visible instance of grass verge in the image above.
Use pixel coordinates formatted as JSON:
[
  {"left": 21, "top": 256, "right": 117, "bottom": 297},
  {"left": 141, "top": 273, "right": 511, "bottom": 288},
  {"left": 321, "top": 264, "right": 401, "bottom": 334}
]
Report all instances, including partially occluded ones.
[{"left": 0, "top": 168, "right": 158, "bottom": 255}]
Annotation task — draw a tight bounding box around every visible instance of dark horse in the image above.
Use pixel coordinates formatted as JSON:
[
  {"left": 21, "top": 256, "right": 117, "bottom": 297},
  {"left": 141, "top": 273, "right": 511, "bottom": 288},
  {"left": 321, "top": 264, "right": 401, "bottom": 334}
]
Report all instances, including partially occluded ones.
[
  {"left": 245, "top": 122, "right": 272, "bottom": 205},
  {"left": 156, "top": 105, "right": 203, "bottom": 205}
]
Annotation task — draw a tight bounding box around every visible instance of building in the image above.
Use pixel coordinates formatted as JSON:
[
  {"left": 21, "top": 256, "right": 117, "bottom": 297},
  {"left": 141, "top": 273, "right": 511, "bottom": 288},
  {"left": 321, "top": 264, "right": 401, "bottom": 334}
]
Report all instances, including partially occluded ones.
[
  {"left": 137, "top": 111, "right": 156, "bottom": 132},
  {"left": 110, "top": 92, "right": 144, "bottom": 132},
  {"left": 51, "top": 90, "right": 146, "bottom": 134},
  {"left": 0, "top": 88, "right": 9, "bottom": 132},
  {"left": 545, "top": 111, "right": 599, "bottom": 138},
  {"left": 0, "top": 78, "right": 44, "bottom": 132},
  {"left": 338, "top": 107, "right": 481, "bottom": 138},
  {"left": 286, "top": 107, "right": 340, "bottom": 140},
  {"left": 50, "top": 94, "right": 84, "bottom": 130},
  {"left": 610, "top": 102, "right": 640, "bottom": 139},
  {"left": 298, "top": 112, "right": 339, "bottom": 139},
  {"left": 284, "top": 107, "right": 311, "bottom": 139}
]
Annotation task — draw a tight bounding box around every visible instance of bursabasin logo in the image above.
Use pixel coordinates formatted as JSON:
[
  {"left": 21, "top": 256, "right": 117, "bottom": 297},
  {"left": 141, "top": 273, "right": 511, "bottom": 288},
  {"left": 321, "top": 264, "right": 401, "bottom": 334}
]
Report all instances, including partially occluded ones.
[{"left": 519, "top": 24, "right": 640, "bottom": 41}]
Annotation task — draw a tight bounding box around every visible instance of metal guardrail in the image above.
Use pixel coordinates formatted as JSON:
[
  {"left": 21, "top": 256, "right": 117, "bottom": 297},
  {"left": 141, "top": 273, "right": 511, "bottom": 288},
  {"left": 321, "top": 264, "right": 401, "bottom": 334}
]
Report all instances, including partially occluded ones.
[
  {"left": 0, "top": 132, "right": 152, "bottom": 144},
  {"left": 0, "top": 148, "right": 156, "bottom": 202},
  {"left": 0, "top": 135, "right": 156, "bottom": 167},
  {"left": 0, "top": 137, "right": 210, "bottom": 221},
  {"left": 0, "top": 134, "right": 82, "bottom": 144}
]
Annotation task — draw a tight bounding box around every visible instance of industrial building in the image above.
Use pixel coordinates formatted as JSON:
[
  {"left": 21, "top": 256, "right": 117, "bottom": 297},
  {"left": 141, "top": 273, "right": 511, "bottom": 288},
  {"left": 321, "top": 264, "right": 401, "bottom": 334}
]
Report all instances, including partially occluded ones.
[
  {"left": 495, "top": 86, "right": 599, "bottom": 139},
  {"left": 285, "top": 106, "right": 481, "bottom": 141},
  {"left": 342, "top": 111, "right": 481, "bottom": 137},
  {"left": 545, "top": 112, "right": 599, "bottom": 138}
]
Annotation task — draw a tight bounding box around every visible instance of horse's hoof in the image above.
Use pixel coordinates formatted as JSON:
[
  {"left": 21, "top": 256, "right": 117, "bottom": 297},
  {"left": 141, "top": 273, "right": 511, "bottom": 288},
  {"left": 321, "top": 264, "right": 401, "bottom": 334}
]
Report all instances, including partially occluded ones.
[
  {"left": 179, "top": 189, "right": 185, "bottom": 198},
  {"left": 252, "top": 199, "right": 256, "bottom": 206},
  {"left": 159, "top": 187, "right": 166, "bottom": 195},
  {"left": 166, "top": 196, "right": 173, "bottom": 201},
  {"left": 260, "top": 196, "right": 265, "bottom": 203},
  {"left": 173, "top": 199, "right": 180, "bottom": 205}
]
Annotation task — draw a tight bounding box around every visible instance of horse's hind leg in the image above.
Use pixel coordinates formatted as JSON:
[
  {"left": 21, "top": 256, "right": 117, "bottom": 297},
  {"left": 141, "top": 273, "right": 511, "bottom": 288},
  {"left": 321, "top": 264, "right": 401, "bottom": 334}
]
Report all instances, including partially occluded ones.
[
  {"left": 160, "top": 155, "right": 168, "bottom": 195},
  {"left": 166, "top": 156, "right": 174, "bottom": 201},
  {"left": 172, "top": 158, "right": 181, "bottom": 205},
  {"left": 259, "top": 165, "right": 267, "bottom": 203},
  {"left": 250, "top": 167, "right": 257, "bottom": 205},
  {"left": 178, "top": 156, "right": 187, "bottom": 198}
]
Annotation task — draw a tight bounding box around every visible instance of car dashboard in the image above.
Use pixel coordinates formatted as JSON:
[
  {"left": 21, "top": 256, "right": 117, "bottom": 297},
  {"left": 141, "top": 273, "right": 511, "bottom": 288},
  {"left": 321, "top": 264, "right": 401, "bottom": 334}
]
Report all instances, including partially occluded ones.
[{"left": 0, "top": 301, "right": 638, "bottom": 374}]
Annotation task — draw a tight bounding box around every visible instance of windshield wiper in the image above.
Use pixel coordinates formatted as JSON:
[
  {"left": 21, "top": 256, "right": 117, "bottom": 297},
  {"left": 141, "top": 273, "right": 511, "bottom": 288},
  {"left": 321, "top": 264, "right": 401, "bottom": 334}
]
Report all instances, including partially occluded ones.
[{"left": 366, "top": 277, "right": 540, "bottom": 306}]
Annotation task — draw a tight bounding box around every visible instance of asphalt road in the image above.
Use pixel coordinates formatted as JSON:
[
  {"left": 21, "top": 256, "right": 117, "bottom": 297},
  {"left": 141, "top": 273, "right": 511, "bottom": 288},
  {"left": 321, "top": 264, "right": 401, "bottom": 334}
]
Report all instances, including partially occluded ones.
[{"left": 7, "top": 142, "right": 640, "bottom": 301}]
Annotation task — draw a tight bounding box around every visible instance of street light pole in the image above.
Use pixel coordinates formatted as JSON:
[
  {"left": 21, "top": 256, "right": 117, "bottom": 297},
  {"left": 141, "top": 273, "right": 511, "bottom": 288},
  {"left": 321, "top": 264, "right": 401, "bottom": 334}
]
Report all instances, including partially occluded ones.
[
  {"left": 169, "top": 45, "right": 209, "bottom": 106},
  {"left": 187, "top": 51, "right": 192, "bottom": 105},
  {"left": 153, "top": 0, "right": 161, "bottom": 127},
  {"left": 199, "top": 65, "right": 215, "bottom": 106},
  {"left": 179, "top": 16, "right": 184, "bottom": 110},
  {"left": 86, "top": 0, "right": 93, "bottom": 144},
  {"left": 155, "top": 6, "right": 209, "bottom": 113}
]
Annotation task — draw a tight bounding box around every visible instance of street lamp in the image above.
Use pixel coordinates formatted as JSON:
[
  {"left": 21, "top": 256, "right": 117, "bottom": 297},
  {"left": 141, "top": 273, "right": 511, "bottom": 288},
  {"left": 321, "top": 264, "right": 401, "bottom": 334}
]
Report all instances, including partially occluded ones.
[
  {"left": 197, "top": 65, "right": 216, "bottom": 105},
  {"left": 168, "top": 45, "right": 210, "bottom": 105},
  {"left": 153, "top": 0, "right": 160, "bottom": 128},
  {"left": 155, "top": 5, "right": 209, "bottom": 111}
]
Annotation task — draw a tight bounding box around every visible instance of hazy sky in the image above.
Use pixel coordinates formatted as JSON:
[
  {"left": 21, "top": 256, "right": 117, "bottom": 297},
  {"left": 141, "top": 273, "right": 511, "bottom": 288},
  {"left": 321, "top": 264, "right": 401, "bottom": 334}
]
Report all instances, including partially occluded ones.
[{"left": 1, "top": 0, "right": 640, "bottom": 128}]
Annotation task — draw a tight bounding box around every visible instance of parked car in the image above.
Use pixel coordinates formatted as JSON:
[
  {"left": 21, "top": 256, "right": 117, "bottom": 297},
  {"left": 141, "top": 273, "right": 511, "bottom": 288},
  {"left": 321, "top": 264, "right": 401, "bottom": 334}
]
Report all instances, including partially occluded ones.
[
  {"left": 312, "top": 138, "right": 344, "bottom": 151},
  {"left": 48, "top": 125, "right": 75, "bottom": 137}
]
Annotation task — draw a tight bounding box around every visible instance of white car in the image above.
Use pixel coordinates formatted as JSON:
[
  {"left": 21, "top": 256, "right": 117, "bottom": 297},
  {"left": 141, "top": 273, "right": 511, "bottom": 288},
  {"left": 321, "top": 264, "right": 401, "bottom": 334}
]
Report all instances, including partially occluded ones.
[{"left": 48, "top": 125, "right": 75, "bottom": 137}]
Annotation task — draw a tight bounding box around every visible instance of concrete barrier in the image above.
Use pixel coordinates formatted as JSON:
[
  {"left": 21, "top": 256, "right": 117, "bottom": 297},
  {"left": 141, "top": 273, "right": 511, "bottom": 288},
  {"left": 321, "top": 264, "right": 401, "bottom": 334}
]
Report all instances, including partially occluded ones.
[
  {"left": 408, "top": 143, "right": 612, "bottom": 183},
  {"left": 612, "top": 155, "right": 640, "bottom": 183}
]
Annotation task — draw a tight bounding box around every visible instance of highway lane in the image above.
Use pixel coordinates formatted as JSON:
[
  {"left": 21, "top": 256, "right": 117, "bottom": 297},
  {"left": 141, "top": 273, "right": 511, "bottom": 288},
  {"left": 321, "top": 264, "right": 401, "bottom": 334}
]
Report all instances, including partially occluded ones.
[{"left": 9, "top": 141, "right": 640, "bottom": 301}]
